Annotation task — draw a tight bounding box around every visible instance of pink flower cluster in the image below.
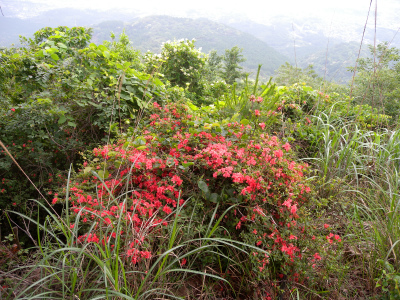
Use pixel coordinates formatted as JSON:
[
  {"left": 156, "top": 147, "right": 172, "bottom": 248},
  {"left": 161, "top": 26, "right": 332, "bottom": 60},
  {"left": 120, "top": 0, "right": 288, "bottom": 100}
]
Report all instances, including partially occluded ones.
[{"left": 61, "top": 101, "right": 316, "bottom": 275}]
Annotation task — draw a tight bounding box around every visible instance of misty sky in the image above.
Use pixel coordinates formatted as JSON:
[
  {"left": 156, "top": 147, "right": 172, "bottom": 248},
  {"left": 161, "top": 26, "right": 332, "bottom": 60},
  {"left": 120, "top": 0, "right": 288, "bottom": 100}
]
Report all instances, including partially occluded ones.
[{"left": 2, "top": 0, "right": 400, "bottom": 29}]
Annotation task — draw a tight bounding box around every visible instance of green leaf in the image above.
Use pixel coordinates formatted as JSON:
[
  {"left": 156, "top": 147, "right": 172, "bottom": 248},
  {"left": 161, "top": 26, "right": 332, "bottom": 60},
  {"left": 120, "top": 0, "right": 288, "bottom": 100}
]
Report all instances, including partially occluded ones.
[
  {"left": 58, "top": 115, "right": 67, "bottom": 124},
  {"left": 153, "top": 77, "right": 164, "bottom": 86},
  {"left": 240, "top": 119, "right": 249, "bottom": 125},
  {"left": 198, "top": 180, "right": 209, "bottom": 193},
  {"left": 50, "top": 53, "right": 59, "bottom": 61},
  {"left": 114, "top": 160, "right": 123, "bottom": 168},
  {"left": 97, "top": 170, "right": 109, "bottom": 179},
  {"left": 98, "top": 45, "right": 107, "bottom": 52},
  {"left": 182, "top": 162, "right": 194, "bottom": 168},
  {"left": 83, "top": 166, "right": 93, "bottom": 174},
  {"left": 120, "top": 93, "right": 131, "bottom": 100},
  {"left": 68, "top": 121, "right": 77, "bottom": 127},
  {"left": 133, "top": 136, "right": 146, "bottom": 147},
  {"left": 209, "top": 193, "right": 218, "bottom": 203},
  {"left": 36, "top": 50, "right": 45, "bottom": 57},
  {"left": 57, "top": 42, "right": 67, "bottom": 49},
  {"left": 103, "top": 51, "right": 110, "bottom": 59}
]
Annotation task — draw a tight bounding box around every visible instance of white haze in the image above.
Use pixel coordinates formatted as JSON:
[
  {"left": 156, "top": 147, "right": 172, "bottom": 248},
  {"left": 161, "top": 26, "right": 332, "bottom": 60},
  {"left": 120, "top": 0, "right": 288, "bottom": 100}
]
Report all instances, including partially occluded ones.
[{"left": 2, "top": 0, "right": 400, "bottom": 30}]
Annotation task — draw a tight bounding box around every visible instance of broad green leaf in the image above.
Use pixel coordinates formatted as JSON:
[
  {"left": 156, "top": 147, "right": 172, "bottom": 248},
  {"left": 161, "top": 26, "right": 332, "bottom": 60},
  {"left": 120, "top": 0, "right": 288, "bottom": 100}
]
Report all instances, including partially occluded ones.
[
  {"left": 182, "top": 162, "right": 194, "bottom": 168},
  {"left": 103, "top": 51, "right": 110, "bottom": 59},
  {"left": 68, "top": 121, "right": 77, "bottom": 127},
  {"left": 97, "top": 170, "right": 109, "bottom": 179},
  {"left": 114, "top": 160, "right": 123, "bottom": 168},
  {"left": 133, "top": 136, "right": 146, "bottom": 147},
  {"left": 48, "top": 47, "right": 59, "bottom": 53},
  {"left": 152, "top": 77, "right": 164, "bottom": 86},
  {"left": 50, "top": 53, "right": 59, "bottom": 61},
  {"left": 240, "top": 119, "right": 249, "bottom": 125},
  {"left": 98, "top": 45, "right": 107, "bottom": 52},
  {"left": 57, "top": 42, "right": 67, "bottom": 49},
  {"left": 120, "top": 93, "right": 131, "bottom": 100},
  {"left": 209, "top": 193, "right": 218, "bottom": 203},
  {"left": 58, "top": 115, "right": 67, "bottom": 124},
  {"left": 83, "top": 166, "right": 93, "bottom": 174},
  {"left": 37, "top": 98, "right": 52, "bottom": 104},
  {"left": 198, "top": 180, "right": 209, "bottom": 193},
  {"left": 36, "top": 50, "right": 45, "bottom": 57},
  {"left": 302, "top": 86, "right": 313, "bottom": 92}
]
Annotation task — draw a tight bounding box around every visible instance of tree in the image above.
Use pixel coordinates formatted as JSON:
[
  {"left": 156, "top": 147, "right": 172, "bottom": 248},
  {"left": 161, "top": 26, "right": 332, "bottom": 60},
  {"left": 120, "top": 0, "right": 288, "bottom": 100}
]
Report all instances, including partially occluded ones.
[
  {"left": 351, "top": 42, "right": 400, "bottom": 119},
  {"left": 222, "top": 46, "right": 246, "bottom": 84},
  {"left": 205, "top": 50, "right": 223, "bottom": 82},
  {"left": 274, "top": 63, "right": 322, "bottom": 87},
  {"left": 33, "top": 26, "right": 93, "bottom": 49},
  {"left": 155, "top": 39, "right": 206, "bottom": 94}
]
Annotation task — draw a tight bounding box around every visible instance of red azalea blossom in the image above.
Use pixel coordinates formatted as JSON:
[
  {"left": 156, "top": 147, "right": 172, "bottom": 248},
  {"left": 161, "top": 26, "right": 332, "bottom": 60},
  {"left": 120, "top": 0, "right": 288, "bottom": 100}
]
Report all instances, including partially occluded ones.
[
  {"left": 181, "top": 258, "right": 187, "bottom": 266},
  {"left": 59, "top": 101, "right": 311, "bottom": 280},
  {"left": 313, "top": 252, "right": 322, "bottom": 261}
]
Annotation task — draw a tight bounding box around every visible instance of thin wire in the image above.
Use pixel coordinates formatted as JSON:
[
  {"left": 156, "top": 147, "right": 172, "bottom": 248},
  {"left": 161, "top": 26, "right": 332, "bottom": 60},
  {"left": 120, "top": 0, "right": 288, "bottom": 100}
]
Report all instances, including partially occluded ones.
[
  {"left": 0, "top": 139, "right": 74, "bottom": 235},
  {"left": 0, "top": 140, "right": 48, "bottom": 203},
  {"left": 323, "top": 11, "right": 335, "bottom": 91},
  {"left": 347, "top": 0, "right": 374, "bottom": 113},
  {"left": 372, "top": 0, "right": 377, "bottom": 107}
]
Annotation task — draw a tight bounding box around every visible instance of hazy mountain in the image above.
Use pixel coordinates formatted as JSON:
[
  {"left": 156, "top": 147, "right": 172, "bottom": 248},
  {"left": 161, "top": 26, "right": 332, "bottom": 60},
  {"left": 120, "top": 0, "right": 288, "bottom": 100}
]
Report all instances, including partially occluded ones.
[
  {"left": 2, "top": 0, "right": 400, "bottom": 82},
  {"left": 0, "top": 7, "right": 139, "bottom": 46},
  {"left": 91, "top": 16, "right": 291, "bottom": 76},
  {"left": 219, "top": 16, "right": 400, "bottom": 82}
]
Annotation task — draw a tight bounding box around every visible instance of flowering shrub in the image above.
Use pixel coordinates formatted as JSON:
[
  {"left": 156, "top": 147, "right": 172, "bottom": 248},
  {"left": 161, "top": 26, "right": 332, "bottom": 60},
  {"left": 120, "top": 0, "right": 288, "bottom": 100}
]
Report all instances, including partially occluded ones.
[
  {"left": 58, "top": 101, "right": 333, "bottom": 282},
  {"left": 145, "top": 39, "right": 206, "bottom": 95}
]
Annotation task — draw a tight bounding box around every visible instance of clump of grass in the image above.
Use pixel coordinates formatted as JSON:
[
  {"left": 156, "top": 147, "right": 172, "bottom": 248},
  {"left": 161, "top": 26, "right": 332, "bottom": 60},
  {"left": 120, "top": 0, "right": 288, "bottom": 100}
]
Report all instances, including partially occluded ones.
[
  {"left": 1, "top": 169, "right": 268, "bottom": 299},
  {"left": 304, "top": 106, "right": 400, "bottom": 296}
]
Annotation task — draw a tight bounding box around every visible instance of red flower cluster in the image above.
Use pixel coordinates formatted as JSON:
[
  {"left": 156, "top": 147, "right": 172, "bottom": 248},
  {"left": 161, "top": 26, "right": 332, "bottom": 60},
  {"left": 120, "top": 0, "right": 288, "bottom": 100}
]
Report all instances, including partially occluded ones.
[{"left": 62, "top": 101, "right": 313, "bottom": 274}]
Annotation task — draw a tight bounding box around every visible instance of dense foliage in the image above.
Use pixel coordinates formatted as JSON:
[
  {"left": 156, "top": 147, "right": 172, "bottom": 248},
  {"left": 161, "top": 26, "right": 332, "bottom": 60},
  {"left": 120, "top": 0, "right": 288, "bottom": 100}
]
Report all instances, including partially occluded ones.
[
  {"left": 351, "top": 42, "right": 400, "bottom": 121},
  {"left": 1, "top": 26, "right": 400, "bottom": 299}
]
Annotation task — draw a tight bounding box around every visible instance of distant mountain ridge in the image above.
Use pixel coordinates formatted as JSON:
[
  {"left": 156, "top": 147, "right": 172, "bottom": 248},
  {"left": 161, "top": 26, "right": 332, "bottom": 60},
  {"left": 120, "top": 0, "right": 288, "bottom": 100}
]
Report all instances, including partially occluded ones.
[
  {"left": 91, "top": 15, "right": 291, "bottom": 77},
  {"left": 2, "top": 2, "right": 399, "bottom": 82},
  {"left": 219, "top": 16, "right": 400, "bottom": 82},
  {"left": 0, "top": 7, "right": 139, "bottom": 46}
]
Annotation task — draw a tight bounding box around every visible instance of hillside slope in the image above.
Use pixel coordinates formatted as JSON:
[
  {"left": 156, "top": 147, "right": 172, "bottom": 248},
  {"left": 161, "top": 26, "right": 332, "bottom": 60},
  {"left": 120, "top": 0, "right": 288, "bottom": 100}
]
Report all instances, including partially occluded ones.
[{"left": 92, "top": 16, "right": 291, "bottom": 76}]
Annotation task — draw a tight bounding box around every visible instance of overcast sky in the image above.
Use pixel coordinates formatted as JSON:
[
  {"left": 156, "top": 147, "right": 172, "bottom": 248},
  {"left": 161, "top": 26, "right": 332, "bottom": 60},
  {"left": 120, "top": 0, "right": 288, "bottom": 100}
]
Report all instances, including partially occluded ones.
[{"left": 2, "top": 0, "right": 400, "bottom": 29}]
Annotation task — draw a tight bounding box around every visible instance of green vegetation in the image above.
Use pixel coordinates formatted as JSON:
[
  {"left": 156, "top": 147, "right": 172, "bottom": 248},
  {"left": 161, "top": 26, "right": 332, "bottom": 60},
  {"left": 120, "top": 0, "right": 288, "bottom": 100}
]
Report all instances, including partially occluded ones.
[
  {"left": 1, "top": 26, "right": 400, "bottom": 300},
  {"left": 350, "top": 42, "right": 400, "bottom": 121}
]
